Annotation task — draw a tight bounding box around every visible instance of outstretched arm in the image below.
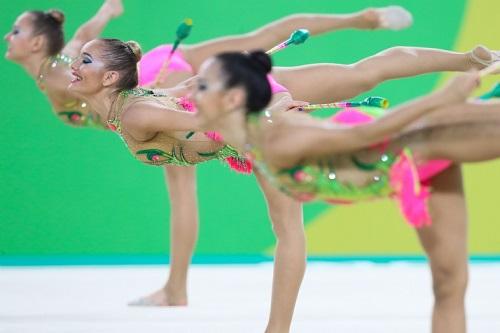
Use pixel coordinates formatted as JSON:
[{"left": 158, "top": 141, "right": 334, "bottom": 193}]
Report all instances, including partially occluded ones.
[
  {"left": 273, "top": 72, "right": 480, "bottom": 163},
  {"left": 122, "top": 102, "right": 201, "bottom": 142},
  {"left": 62, "top": 0, "right": 123, "bottom": 58},
  {"left": 162, "top": 76, "right": 199, "bottom": 98}
]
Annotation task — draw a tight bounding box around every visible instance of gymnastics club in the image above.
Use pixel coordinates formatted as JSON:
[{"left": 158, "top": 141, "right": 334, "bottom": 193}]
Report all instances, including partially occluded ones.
[
  {"left": 302, "top": 96, "right": 390, "bottom": 111},
  {"left": 479, "top": 83, "right": 500, "bottom": 100},
  {"left": 479, "top": 62, "right": 500, "bottom": 77},
  {"left": 266, "top": 29, "right": 310, "bottom": 55},
  {"left": 154, "top": 18, "right": 193, "bottom": 87}
]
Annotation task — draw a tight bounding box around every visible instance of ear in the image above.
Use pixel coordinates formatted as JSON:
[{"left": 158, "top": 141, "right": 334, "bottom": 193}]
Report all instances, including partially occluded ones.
[
  {"left": 102, "top": 71, "right": 120, "bottom": 87},
  {"left": 30, "top": 34, "right": 45, "bottom": 53},
  {"left": 222, "top": 87, "right": 246, "bottom": 111}
]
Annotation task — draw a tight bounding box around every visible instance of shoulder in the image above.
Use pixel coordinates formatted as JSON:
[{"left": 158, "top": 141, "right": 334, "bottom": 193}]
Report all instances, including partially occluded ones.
[{"left": 121, "top": 101, "right": 159, "bottom": 142}]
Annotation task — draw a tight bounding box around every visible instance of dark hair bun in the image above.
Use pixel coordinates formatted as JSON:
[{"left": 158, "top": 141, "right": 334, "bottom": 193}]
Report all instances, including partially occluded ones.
[
  {"left": 126, "top": 40, "right": 142, "bottom": 62},
  {"left": 248, "top": 50, "right": 272, "bottom": 74},
  {"left": 215, "top": 51, "right": 273, "bottom": 113},
  {"left": 46, "top": 9, "right": 65, "bottom": 25}
]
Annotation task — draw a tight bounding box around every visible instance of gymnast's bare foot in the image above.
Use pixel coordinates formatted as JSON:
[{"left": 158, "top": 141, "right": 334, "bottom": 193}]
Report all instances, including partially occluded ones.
[
  {"left": 360, "top": 6, "right": 413, "bottom": 31},
  {"left": 104, "top": 0, "right": 124, "bottom": 19},
  {"left": 128, "top": 287, "right": 188, "bottom": 307}
]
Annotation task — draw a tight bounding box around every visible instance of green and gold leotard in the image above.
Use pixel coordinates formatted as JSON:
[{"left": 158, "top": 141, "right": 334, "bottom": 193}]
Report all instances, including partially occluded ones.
[
  {"left": 37, "top": 54, "right": 103, "bottom": 128},
  {"left": 246, "top": 110, "right": 399, "bottom": 203},
  {"left": 245, "top": 108, "right": 457, "bottom": 228},
  {"left": 107, "top": 88, "right": 243, "bottom": 166}
]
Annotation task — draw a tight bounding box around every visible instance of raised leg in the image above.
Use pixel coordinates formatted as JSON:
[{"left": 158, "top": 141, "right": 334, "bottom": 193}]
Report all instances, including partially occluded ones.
[
  {"left": 395, "top": 102, "right": 500, "bottom": 162},
  {"left": 183, "top": 8, "right": 411, "bottom": 71},
  {"left": 273, "top": 46, "right": 490, "bottom": 103}
]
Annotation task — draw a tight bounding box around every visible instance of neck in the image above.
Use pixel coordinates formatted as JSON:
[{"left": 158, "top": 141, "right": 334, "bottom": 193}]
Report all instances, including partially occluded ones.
[
  {"left": 84, "top": 88, "right": 116, "bottom": 120},
  {"left": 210, "top": 108, "right": 248, "bottom": 151},
  {"left": 20, "top": 52, "right": 50, "bottom": 79}
]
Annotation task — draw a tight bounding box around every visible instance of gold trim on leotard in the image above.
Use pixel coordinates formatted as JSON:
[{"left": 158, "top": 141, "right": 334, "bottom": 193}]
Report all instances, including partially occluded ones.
[{"left": 107, "top": 88, "right": 244, "bottom": 166}]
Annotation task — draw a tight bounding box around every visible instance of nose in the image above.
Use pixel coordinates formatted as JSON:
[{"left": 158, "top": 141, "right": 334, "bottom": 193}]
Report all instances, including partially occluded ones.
[
  {"left": 70, "top": 57, "right": 80, "bottom": 71},
  {"left": 4, "top": 32, "right": 11, "bottom": 42},
  {"left": 186, "top": 84, "right": 196, "bottom": 100}
]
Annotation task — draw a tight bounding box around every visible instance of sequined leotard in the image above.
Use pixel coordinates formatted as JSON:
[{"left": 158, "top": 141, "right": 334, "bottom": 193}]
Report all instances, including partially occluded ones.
[
  {"left": 37, "top": 54, "right": 103, "bottom": 128},
  {"left": 245, "top": 109, "right": 451, "bottom": 228},
  {"left": 246, "top": 110, "right": 398, "bottom": 203},
  {"left": 107, "top": 88, "right": 244, "bottom": 167}
]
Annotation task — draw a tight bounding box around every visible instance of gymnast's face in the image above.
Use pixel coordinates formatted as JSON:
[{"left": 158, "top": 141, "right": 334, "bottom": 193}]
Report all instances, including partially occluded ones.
[
  {"left": 193, "top": 58, "right": 247, "bottom": 127},
  {"left": 69, "top": 40, "right": 115, "bottom": 96},
  {"left": 4, "top": 13, "right": 39, "bottom": 62}
]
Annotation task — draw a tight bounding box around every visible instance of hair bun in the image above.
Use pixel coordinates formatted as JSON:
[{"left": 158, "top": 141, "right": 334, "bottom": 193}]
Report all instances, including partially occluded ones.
[
  {"left": 126, "top": 40, "right": 142, "bottom": 62},
  {"left": 248, "top": 50, "right": 272, "bottom": 74},
  {"left": 46, "top": 9, "right": 65, "bottom": 25}
]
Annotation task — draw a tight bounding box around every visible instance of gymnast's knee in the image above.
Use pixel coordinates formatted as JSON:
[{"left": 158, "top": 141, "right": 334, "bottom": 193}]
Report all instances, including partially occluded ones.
[
  {"left": 432, "top": 262, "right": 468, "bottom": 302},
  {"left": 267, "top": 202, "right": 303, "bottom": 238}
]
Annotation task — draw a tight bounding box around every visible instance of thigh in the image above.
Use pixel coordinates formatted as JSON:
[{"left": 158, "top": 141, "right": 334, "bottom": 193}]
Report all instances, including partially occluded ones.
[
  {"left": 397, "top": 102, "right": 500, "bottom": 162},
  {"left": 272, "top": 64, "right": 371, "bottom": 103},
  {"left": 163, "top": 165, "right": 198, "bottom": 203},
  {"left": 254, "top": 170, "right": 304, "bottom": 233},
  {"left": 416, "top": 164, "right": 468, "bottom": 279}
]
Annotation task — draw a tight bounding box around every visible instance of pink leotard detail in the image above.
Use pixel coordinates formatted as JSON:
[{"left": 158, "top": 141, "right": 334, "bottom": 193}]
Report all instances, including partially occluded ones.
[{"left": 267, "top": 74, "right": 288, "bottom": 94}]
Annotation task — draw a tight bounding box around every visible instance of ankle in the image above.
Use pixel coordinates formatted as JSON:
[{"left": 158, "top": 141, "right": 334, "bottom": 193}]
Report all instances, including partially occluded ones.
[
  {"left": 358, "top": 8, "right": 379, "bottom": 29},
  {"left": 265, "top": 326, "right": 291, "bottom": 333},
  {"left": 265, "top": 320, "right": 291, "bottom": 333},
  {"left": 165, "top": 282, "right": 187, "bottom": 296},
  {"left": 468, "top": 45, "right": 493, "bottom": 69}
]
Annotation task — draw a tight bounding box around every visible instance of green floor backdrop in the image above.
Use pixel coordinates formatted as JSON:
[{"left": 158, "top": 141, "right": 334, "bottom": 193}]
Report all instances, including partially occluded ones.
[{"left": 1, "top": 0, "right": 499, "bottom": 264}]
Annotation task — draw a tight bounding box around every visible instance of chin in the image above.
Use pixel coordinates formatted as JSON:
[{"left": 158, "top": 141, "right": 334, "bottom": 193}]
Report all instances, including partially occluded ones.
[
  {"left": 67, "top": 83, "right": 84, "bottom": 96},
  {"left": 5, "top": 52, "right": 23, "bottom": 63},
  {"left": 4, "top": 51, "right": 13, "bottom": 60}
]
